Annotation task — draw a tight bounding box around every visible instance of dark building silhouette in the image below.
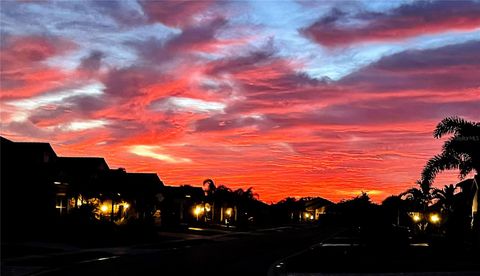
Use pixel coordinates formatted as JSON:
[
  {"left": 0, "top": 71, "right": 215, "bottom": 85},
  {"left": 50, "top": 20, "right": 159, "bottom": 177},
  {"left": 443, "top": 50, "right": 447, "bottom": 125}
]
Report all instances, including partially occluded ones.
[
  {"left": 1, "top": 136, "right": 165, "bottom": 241},
  {"left": 160, "top": 185, "right": 205, "bottom": 225},
  {"left": 1, "top": 137, "right": 59, "bottom": 240}
]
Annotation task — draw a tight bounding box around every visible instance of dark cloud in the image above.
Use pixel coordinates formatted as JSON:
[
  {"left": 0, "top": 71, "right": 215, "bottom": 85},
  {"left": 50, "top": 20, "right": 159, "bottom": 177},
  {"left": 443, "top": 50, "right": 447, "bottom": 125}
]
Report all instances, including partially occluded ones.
[
  {"left": 194, "top": 114, "right": 266, "bottom": 132},
  {"left": 135, "top": 16, "right": 228, "bottom": 65},
  {"left": 78, "top": 50, "right": 104, "bottom": 72},
  {"left": 265, "top": 98, "right": 480, "bottom": 127},
  {"left": 102, "top": 66, "right": 159, "bottom": 98},
  {"left": 302, "top": 0, "right": 480, "bottom": 47},
  {"left": 340, "top": 40, "right": 480, "bottom": 92},
  {"left": 140, "top": 0, "right": 215, "bottom": 28}
]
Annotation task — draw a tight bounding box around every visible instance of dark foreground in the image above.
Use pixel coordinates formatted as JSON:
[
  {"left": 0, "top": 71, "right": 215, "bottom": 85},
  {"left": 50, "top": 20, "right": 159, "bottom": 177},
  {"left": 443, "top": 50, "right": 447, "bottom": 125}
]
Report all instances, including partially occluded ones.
[
  {"left": 270, "top": 228, "right": 480, "bottom": 276},
  {"left": 2, "top": 225, "right": 338, "bottom": 276},
  {"left": 4, "top": 225, "right": 480, "bottom": 276}
]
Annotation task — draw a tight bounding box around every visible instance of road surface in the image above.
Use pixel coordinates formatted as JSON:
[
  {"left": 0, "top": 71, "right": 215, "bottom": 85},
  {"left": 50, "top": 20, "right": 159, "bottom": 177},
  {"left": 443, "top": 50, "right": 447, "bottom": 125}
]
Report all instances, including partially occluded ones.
[{"left": 6, "top": 225, "right": 338, "bottom": 276}]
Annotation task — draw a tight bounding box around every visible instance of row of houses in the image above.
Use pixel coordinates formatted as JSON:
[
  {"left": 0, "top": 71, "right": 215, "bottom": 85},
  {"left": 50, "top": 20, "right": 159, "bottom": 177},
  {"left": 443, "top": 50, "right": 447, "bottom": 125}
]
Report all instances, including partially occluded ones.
[
  {"left": 1, "top": 136, "right": 335, "bottom": 240},
  {"left": 0, "top": 136, "right": 215, "bottom": 238}
]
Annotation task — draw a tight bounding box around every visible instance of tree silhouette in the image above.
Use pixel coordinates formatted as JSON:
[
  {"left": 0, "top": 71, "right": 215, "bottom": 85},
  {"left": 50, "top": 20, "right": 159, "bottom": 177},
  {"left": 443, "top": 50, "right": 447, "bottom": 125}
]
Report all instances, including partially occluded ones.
[
  {"left": 432, "top": 184, "right": 457, "bottom": 214},
  {"left": 421, "top": 117, "right": 480, "bottom": 183},
  {"left": 203, "top": 179, "right": 217, "bottom": 222},
  {"left": 400, "top": 181, "right": 435, "bottom": 211},
  {"left": 420, "top": 116, "right": 480, "bottom": 240}
]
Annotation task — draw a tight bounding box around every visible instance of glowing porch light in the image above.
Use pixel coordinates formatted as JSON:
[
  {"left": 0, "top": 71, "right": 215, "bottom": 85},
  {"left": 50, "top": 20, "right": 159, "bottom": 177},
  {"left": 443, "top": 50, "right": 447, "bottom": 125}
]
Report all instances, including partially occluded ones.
[
  {"left": 429, "top": 214, "right": 440, "bottom": 224},
  {"left": 100, "top": 205, "right": 108, "bottom": 213},
  {"left": 194, "top": 205, "right": 204, "bottom": 215},
  {"left": 225, "top": 208, "right": 232, "bottom": 217},
  {"left": 194, "top": 205, "right": 204, "bottom": 221},
  {"left": 413, "top": 214, "right": 421, "bottom": 222}
]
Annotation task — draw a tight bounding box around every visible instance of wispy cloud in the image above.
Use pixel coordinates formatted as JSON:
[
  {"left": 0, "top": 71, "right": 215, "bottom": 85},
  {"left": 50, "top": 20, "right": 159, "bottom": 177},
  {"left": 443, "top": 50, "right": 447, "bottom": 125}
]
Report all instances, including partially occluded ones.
[{"left": 129, "top": 145, "right": 192, "bottom": 164}]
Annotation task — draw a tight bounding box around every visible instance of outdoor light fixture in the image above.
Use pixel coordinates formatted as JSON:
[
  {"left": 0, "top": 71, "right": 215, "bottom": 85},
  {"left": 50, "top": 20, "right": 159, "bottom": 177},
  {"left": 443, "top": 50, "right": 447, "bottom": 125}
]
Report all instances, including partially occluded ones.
[
  {"left": 225, "top": 208, "right": 232, "bottom": 216},
  {"left": 194, "top": 205, "right": 204, "bottom": 221},
  {"left": 429, "top": 214, "right": 440, "bottom": 224},
  {"left": 194, "top": 206, "right": 203, "bottom": 215},
  {"left": 413, "top": 214, "right": 421, "bottom": 222},
  {"left": 100, "top": 205, "right": 108, "bottom": 213}
]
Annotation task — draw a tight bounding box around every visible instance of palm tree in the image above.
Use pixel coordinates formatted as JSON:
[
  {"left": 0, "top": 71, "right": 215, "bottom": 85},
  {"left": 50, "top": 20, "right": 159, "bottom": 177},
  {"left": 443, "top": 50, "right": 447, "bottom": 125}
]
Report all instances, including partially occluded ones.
[
  {"left": 203, "top": 179, "right": 216, "bottom": 222},
  {"left": 233, "top": 187, "right": 259, "bottom": 223},
  {"left": 400, "top": 181, "right": 434, "bottom": 211},
  {"left": 432, "top": 184, "right": 457, "bottom": 214},
  {"left": 420, "top": 116, "right": 480, "bottom": 234}
]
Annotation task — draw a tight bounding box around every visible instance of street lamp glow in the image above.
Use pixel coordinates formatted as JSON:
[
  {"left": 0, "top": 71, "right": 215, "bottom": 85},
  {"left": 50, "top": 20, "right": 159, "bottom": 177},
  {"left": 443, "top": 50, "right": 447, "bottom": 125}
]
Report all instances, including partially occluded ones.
[
  {"left": 430, "top": 214, "right": 440, "bottom": 223},
  {"left": 194, "top": 205, "right": 205, "bottom": 221},
  {"left": 100, "top": 205, "right": 108, "bottom": 213},
  {"left": 413, "top": 214, "right": 421, "bottom": 222},
  {"left": 194, "top": 206, "right": 203, "bottom": 215}
]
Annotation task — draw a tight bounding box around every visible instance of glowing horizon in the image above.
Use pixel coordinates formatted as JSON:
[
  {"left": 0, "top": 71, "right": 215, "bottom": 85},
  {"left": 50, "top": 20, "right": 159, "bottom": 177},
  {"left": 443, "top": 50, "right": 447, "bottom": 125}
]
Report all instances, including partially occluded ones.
[{"left": 1, "top": 0, "right": 479, "bottom": 203}]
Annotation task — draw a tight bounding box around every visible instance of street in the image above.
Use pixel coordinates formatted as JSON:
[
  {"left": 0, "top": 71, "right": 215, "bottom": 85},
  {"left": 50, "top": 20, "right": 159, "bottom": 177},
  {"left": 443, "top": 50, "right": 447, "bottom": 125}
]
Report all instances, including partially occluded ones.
[{"left": 4, "top": 225, "right": 339, "bottom": 276}]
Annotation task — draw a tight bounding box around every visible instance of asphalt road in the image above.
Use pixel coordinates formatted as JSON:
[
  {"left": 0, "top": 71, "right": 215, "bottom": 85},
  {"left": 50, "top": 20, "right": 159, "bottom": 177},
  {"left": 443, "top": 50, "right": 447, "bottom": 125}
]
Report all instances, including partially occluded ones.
[
  {"left": 31, "top": 225, "right": 339, "bottom": 276},
  {"left": 270, "top": 228, "right": 480, "bottom": 276}
]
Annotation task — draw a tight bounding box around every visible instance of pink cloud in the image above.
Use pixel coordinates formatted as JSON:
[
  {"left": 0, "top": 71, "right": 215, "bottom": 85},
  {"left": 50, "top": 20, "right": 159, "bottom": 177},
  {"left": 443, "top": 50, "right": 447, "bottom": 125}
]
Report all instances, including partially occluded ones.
[{"left": 1, "top": 35, "right": 76, "bottom": 99}]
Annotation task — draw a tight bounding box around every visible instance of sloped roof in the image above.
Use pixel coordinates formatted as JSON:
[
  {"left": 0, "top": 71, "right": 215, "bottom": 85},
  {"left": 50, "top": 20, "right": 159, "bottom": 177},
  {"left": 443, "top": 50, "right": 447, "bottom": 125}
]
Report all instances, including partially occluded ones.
[
  {"left": 0, "top": 136, "right": 14, "bottom": 144},
  {"left": 1, "top": 136, "right": 57, "bottom": 166},
  {"left": 304, "top": 197, "right": 334, "bottom": 209},
  {"left": 125, "top": 172, "right": 164, "bottom": 194},
  {"left": 162, "top": 185, "right": 204, "bottom": 199},
  {"left": 57, "top": 157, "right": 109, "bottom": 174}
]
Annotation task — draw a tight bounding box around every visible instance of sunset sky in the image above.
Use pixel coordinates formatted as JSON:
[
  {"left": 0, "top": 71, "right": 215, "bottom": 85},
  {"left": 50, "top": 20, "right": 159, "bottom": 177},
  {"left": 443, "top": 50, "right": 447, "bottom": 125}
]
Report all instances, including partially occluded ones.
[{"left": 1, "top": 0, "right": 479, "bottom": 203}]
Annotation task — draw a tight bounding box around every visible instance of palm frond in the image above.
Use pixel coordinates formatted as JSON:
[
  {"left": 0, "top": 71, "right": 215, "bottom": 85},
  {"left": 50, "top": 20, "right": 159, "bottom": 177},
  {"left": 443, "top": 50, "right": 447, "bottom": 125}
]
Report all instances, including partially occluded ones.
[
  {"left": 433, "top": 116, "right": 473, "bottom": 139},
  {"left": 421, "top": 153, "right": 461, "bottom": 185},
  {"left": 458, "top": 155, "right": 474, "bottom": 179}
]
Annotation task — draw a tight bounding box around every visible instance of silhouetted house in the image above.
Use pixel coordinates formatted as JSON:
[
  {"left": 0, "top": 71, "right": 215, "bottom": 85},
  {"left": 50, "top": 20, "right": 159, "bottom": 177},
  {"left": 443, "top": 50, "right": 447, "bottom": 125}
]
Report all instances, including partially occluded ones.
[
  {"left": 1, "top": 136, "right": 59, "bottom": 239},
  {"left": 54, "top": 156, "right": 110, "bottom": 215},
  {"left": 271, "top": 197, "right": 303, "bottom": 223},
  {"left": 304, "top": 197, "right": 333, "bottom": 220},
  {"left": 1, "top": 136, "right": 166, "bottom": 235},
  {"left": 125, "top": 172, "right": 165, "bottom": 221},
  {"left": 271, "top": 197, "right": 332, "bottom": 223},
  {"left": 160, "top": 185, "right": 205, "bottom": 225},
  {"left": 55, "top": 161, "right": 165, "bottom": 224}
]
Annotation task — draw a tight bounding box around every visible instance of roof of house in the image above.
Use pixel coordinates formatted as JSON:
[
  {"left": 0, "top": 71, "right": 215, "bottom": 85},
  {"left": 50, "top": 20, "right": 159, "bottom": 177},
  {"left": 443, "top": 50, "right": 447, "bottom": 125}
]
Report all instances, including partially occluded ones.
[
  {"left": 1, "top": 136, "right": 57, "bottom": 166},
  {"left": 162, "top": 185, "right": 204, "bottom": 199},
  {"left": 57, "top": 157, "right": 109, "bottom": 173},
  {"left": 304, "top": 197, "right": 333, "bottom": 209},
  {"left": 125, "top": 172, "right": 164, "bottom": 194},
  {"left": 0, "top": 136, "right": 14, "bottom": 144}
]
